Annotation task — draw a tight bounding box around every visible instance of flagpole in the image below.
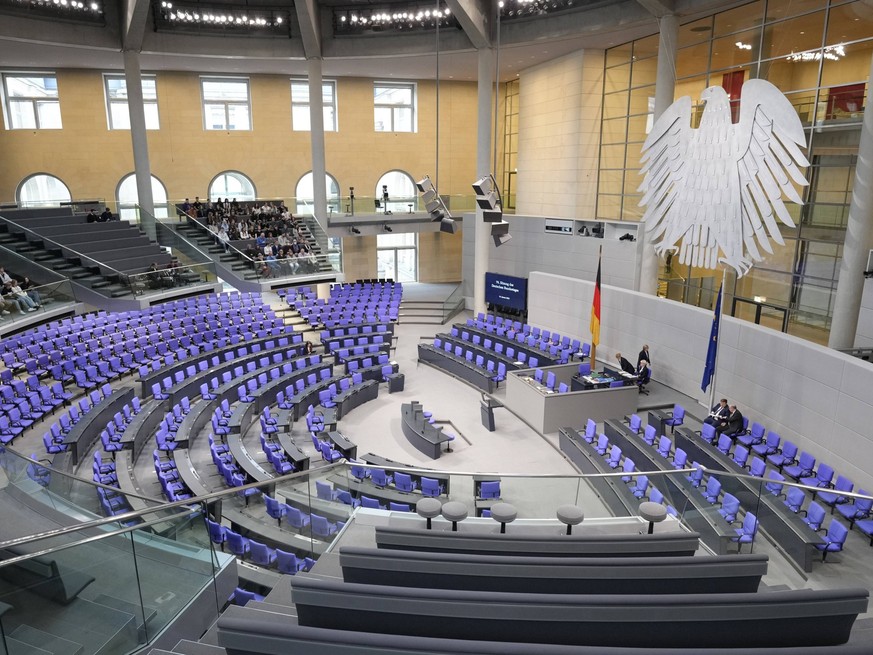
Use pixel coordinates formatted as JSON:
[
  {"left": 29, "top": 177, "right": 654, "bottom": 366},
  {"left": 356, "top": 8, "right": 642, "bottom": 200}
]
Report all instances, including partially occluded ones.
[
  {"left": 708, "top": 267, "right": 727, "bottom": 410},
  {"left": 589, "top": 246, "right": 602, "bottom": 369}
]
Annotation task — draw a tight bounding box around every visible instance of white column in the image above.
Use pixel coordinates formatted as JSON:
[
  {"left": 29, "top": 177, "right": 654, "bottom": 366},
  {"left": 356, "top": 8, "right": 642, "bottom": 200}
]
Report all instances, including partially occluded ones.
[
  {"left": 638, "top": 13, "right": 677, "bottom": 295},
  {"left": 308, "top": 58, "right": 327, "bottom": 226},
  {"left": 474, "top": 47, "right": 494, "bottom": 314},
  {"left": 828, "top": 52, "right": 873, "bottom": 349},
  {"left": 123, "top": 50, "right": 155, "bottom": 230}
]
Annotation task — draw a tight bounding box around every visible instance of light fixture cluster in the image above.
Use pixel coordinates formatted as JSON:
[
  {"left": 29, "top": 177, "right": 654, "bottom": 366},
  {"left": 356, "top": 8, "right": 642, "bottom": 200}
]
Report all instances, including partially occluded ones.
[
  {"left": 473, "top": 175, "right": 511, "bottom": 246},
  {"left": 155, "top": 1, "right": 288, "bottom": 32},
  {"left": 786, "top": 44, "right": 846, "bottom": 63},
  {"left": 334, "top": 4, "right": 456, "bottom": 34},
  {"left": 1, "top": 0, "right": 103, "bottom": 21},
  {"left": 417, "top": 176, "right": 456, "bottom": 234},
  {"left": 499, "top": 0, "right": 577, "bottom": 20}
]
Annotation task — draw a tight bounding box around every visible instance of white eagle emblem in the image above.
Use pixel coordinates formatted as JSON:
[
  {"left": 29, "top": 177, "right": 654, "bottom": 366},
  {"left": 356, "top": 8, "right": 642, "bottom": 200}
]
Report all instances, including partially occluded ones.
[{"left": 638, "top": 80, "right": 810, "bottom": 277}]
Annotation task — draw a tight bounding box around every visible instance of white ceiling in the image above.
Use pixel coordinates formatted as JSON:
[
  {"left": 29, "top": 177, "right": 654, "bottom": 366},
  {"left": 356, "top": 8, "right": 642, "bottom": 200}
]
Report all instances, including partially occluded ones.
[{"left": 0, "top": 0, "right": 744, "bottom": 80}]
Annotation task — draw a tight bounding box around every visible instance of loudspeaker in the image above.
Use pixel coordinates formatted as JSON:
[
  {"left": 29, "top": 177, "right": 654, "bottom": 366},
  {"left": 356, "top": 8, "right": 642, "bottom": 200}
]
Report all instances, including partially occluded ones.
[
  {"left": 440, "top": 218, "right": 458, "bottom": 234},
  {"left": 482, "top": 208, "right": 503, "bottom": 222},
  {"left": 493, "top": 232, "right": 513, "bottom": 247}
]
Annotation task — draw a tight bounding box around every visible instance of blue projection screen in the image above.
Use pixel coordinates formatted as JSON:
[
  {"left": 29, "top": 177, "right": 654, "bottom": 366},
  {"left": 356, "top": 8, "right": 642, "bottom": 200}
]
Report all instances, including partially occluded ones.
[{"left": 485, "top": 273, "right": 528, "bottom": 312}]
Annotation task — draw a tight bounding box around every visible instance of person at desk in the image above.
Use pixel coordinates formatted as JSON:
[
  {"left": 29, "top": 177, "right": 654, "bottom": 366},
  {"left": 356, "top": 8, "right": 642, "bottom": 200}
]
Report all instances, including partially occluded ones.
[
  {"left": 615, "top": 352, "right": 635, "bottom": 375},
  {"left": 704, "top": 398, "right": 730, "bottom": 426},
  {"left": 638, "top": 344, "right": 651, "bottom": 366},
  {"left": 636, "top": 359, "right": 651, "bottom": 389},
  {"left": 715, "top": 404, "right": 744, "bottom": 438}
]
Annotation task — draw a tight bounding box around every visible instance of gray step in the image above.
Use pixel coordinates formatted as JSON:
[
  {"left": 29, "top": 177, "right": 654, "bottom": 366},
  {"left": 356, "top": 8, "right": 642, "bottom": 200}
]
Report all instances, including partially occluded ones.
[
  {"left": 172, "top": 639, "right": 227, "bottom": 655},
  {"left": 108, "top": 286, "right": 131, "bottom": 297},
  {"left": 399, "top": 317, "right": 445, "bottom": 325},
  {"left": 53, "top": 262, "right": 78, "bottom": 270},
  {"left": 91, "top": 280, "right": 112, "bottom": 289},
  {"left": 231, "top": 264, "right": 249, "bottom": 271},
  {"left": 32, "top": 252, "right": 59, "bottom": 261},
  {"left": 208, "top": 248, "right": 224, "bottom": 254},
  {"left": 218, "top": 255, "right": 237, "bottom": 262},
  {"left": 78, "top": 275, "right": 105, "bottom": 285},
  {"left": 243, "top": 273, "right": 260, "bottom": 280},
  {"left": 70, "top": 270, "right": 95, "bottom": 280}
]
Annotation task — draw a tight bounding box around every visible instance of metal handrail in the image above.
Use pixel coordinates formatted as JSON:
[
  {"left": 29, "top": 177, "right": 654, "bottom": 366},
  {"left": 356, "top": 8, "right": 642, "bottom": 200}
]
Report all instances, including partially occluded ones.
[
  {"left": 0, "top": 455, "right": 344, "bottom": 552},
  {"left": 3, "top": 451, "right": 870, "bottom": 559}
]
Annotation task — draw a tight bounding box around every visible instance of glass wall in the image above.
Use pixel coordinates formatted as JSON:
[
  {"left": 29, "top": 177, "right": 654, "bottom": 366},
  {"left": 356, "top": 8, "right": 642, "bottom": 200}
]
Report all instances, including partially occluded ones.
[{"left": 598, "top": 0, "right": 873, "bottom": 344}]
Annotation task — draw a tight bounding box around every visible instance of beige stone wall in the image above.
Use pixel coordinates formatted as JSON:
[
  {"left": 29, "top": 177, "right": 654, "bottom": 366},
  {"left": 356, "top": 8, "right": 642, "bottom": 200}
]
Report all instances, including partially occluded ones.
[{"left": 515, "top": 50, "right": 604, "bottom": 219}]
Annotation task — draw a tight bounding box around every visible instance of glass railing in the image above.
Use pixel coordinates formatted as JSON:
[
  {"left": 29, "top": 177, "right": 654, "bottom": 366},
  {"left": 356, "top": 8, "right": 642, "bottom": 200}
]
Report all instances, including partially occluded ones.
[
  {"left": 3, "top": 442, "right": 864, "bottom": 655},
  {"left": 125, "top": 262, "right": 218, "bottom": 296},
  {"left": 440, "top": 283, "right": 465, "bottom": 323}
]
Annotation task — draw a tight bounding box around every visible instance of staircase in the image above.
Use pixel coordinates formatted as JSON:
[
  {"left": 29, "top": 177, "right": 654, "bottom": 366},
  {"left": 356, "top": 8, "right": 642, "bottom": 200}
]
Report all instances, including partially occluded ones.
[
  {"left": 0, "top": 229, "right": 132, "bottom": 298},
  {"left": 175, "top": 217, "right": 337, "bottom": 291},
  {"left": 397, "top": 299, "right": 447, "bottom": 325}
]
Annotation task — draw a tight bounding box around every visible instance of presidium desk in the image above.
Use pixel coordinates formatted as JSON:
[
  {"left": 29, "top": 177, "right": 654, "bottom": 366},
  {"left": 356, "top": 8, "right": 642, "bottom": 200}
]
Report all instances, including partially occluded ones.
[{"left": 505, "top": 364, "right": 638, "bottom": 434}]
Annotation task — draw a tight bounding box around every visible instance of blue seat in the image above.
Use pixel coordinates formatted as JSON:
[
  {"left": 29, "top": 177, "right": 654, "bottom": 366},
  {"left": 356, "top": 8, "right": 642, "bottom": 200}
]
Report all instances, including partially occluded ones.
[
  {"left": 816, "top": 520, "right": 849, "bottom": 561},
  {"left": 718, "top": 493, "right": 740, "bottom": 524},
  {"left": 784, "top": 486, "right": 806, "bottom": 513},
  {"left": 311, "top": 513, "right": 338, "bottom": 537},
  {"left": 421, "top": 476, "right": 445, "bottom": 497},
  {"left": 394, "top": 472, "right": 417, "bottom": 492},
  {"left": 226, "top": 529, "right": 251, "bottom": 558},
  {"left": 835, "top": 489, "right": 872, "bottom": 527},
  {"left": 783, "top": 451, "right": 816, "bottom": 481},
  {"left": 249, "top": 540, "right": 277, "bottom": 567},
  {"left": 663, "top": 404, "right": 685, "bottom": 432},
  {"left": 732, "top": 512, "right": 758, "bottom": 552},
  {"left": 478, "top": 480, "right": 501, "bottom": 499},
  {"left": 276, "top": 549, "right": 314, "bottom": 575},
  {"left": 605, "top": 445, "right": 622, "bottom": 469},
  {"left": 264, "top": 495, "right": 287, "bottom": 525},
  {"left": 803, "top": 501, "right": 826, "bottom": 532}
]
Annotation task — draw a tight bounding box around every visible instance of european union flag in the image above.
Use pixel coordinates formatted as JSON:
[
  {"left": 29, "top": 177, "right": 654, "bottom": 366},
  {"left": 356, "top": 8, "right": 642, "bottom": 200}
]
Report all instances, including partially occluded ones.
[{"left": 701, "top": 282, "right": 723, "bottom": 392}]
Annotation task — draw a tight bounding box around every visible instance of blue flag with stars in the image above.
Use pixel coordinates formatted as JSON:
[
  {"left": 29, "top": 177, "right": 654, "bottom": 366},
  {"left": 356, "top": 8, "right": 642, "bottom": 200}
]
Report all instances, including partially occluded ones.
[{"left": 701, "top": 282, "right": 723, "bottom": 393}]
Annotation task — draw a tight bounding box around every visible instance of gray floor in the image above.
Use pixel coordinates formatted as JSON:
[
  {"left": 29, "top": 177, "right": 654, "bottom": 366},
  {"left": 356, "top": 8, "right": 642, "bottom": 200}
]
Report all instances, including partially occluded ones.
[{"left": 4, "top": 283, "right": 873, "bottom": 634}]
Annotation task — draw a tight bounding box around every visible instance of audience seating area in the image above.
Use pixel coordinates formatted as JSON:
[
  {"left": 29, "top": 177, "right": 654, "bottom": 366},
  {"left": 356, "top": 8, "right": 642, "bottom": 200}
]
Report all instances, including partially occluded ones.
[
  {"left": 0, "top": 207, "right": 175, "bottom": 297},
  {"left": 287, "top": 281, "right": 401, "bottom": 326}
]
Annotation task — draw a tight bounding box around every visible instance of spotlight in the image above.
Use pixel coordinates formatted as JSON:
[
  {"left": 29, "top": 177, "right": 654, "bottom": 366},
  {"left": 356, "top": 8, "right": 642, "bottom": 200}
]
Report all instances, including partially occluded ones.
[
  {"left": 472, "top": 176, "right": 492, "bottom": 196},
  {"left": 349, "top": 226, "right": 361, "bottom": 235},
  {"left": 383, "top": 224, "right": 393, "bottom": 232},
  {"left": 473, "top": 174, "right": 502, "bottom": 223},
  {"left": 440, "top": 217, "right": 457, "bottom": 234},
  {"left": 491, "top": 221, "right": 512, "bottom": 247}
]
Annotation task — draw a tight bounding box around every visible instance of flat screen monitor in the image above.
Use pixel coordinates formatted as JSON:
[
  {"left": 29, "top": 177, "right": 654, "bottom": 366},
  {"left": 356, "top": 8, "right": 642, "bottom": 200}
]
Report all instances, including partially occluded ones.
[{"left": 485, "top": 272, "right": 528, "bottom": 313}]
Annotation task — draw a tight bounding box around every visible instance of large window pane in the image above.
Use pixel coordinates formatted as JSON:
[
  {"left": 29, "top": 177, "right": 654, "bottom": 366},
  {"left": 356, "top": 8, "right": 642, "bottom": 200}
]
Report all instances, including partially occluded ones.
[
  {"left": 3, "top": 74, "right": 61, "bottom": 129},
  {"left": 201, "top": 78, "right": 251, "bottom": 131},
  {"left": 762, "top": 12, "right": 826, "bottom": 60},
  {"left": 104, "top": 75, "right": 159, "bottom": 130},
  {"left": 296, "top": 172, "right": 340, "bottom": 215},
  {"left": 374, "top": 83, "right": 416, "bottom": 132},
  {"left": 18, "top": 174, "right": 71, "bottom": 207},
  {"left": 210, "top": 171, "right": 256, "bottom": 202},
  {"left": 116, "top": 174, "right": 169, "bottom": 221},
  {"left": 713, "top": 1, "right": 763, "bottom": 36},
  {"left": 291, "top": 79, "right": 337, "bottom": 131}
]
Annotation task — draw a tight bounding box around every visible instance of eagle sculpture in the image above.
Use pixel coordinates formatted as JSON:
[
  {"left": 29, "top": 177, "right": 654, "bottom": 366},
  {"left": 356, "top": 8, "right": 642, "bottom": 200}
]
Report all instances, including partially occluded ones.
[{"left": 638, "top": 79, "right": 810, "bottom": 277}]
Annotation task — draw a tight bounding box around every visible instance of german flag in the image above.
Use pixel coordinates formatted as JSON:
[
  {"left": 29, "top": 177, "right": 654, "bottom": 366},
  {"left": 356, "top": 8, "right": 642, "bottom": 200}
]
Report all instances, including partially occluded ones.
[{"left": 589, "top": 247, "right": 601, "bottom": 347}]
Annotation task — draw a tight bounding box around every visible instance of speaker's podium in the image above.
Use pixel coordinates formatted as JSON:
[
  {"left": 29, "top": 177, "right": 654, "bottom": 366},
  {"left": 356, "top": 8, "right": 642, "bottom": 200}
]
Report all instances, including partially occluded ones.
[{"left": 480, "top": 396, "right": 503, "bottom": 432}]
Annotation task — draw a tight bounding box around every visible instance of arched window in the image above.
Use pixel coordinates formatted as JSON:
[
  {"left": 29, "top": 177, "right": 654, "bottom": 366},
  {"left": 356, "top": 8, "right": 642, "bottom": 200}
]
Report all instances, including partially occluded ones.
[
  {"left": 295, "top": 172, "right": 340, "bottom": 216},
  {"left": 17, "top": 173, "right": 71, "bottom": 208},
  {"left": 375, "top": 170, "right": 416, "bottom": 215},
  {"left": 209, "top": 171, "right": 256, "bottom": 202},
  {"left": 116, "top": 174, "right": 169, "bottom": 222}
]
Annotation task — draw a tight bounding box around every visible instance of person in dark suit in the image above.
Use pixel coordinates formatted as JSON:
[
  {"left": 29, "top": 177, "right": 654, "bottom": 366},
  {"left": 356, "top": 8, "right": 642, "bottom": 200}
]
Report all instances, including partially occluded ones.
[
  {"left": 715, "top": 405, "right": 744, "bottom": 437},
  {"left": 704, "top": 398, "right": 730, "bottom": 426},
  {"left": 615, "top": 352, "right": 635, "bottom": 375},
  {"left": 638, "top": 344, "right": 650, "bottom": 366}
]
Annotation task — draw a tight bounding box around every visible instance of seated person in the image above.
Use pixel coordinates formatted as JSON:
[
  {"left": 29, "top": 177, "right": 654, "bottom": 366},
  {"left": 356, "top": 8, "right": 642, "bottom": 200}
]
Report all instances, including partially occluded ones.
[
  {"left": 20, "top": 277, "right": 42, "bottom": 306},
  {"left": 704, "top": 398, "right": 730, "bottom": 426},
  {"left": 715, "top": 404, "right": 744, "bottom": 438},
  {"left": 636, "top": 359, "right": 651, "bottom": 388},
  {"left": 4, "top": 280, "right": 37, "bottom": 313},
  {"left": 615, "top": 352, "right": 635, "bottom": 375}
]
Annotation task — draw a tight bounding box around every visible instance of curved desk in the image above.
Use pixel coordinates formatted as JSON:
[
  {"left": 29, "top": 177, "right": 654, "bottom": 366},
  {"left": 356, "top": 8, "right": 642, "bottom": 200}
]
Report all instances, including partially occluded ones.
[
  {"left": 417, "top": 344, "right": 494, "bottom": 393},
  {"left": 401, "top": 401, "right": 452, "bottom": 460},
  {"left": 62, "top": 387, "right": 134, "bottom": 467}
]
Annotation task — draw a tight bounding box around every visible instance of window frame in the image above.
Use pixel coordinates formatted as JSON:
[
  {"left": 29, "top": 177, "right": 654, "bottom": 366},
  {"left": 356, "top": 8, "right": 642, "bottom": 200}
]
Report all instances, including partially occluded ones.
[
  {"left": 103, "top": 73, "right": 160, "bottom": 131},
  {"left": 290, "top": 78, "right": 338, "bottom": 132},
  {"left": 200, "top": 76, "right": 252, "bottom": 131},
  {"left": 1, "top": 73, "right": 62, "bottom": 130},
  {"left": 373, "top": 81, "right": 417, "bottom": 133}
]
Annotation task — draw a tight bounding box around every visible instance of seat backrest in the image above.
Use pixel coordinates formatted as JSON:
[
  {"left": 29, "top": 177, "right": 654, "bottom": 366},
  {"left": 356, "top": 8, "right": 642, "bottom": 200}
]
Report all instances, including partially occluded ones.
[
  {"left": 782, "top": 441, "right": 798, "bottom": 460},
  {"left": 816, "top": 463, "right": 834, "bottom": 485},
  {"left": 749, "top": 457, "right": 766, "bottom": 477},
  {"left": 596, "top": 433, "right": 608, "bottom": 451},
  {"left": 798, "top": 451, "right": 816, "bottom": 471},
  {"left": 806, "top": 501, "right": 825, "bottom": 527},
  {"left": 657, "top": 435, "right": 671, "bottom": 456},
  {"left": 629, "top": 414, "right": 641, "bottom": 433},
  {"left": 643, "top": 424, "right": 656, "bottom": 445},
  {"left": 673, "top": 404, "right": 685, "bottom": 420},
  {"left": 785, "top": 486, "right": 805, "bottom": 511}
]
